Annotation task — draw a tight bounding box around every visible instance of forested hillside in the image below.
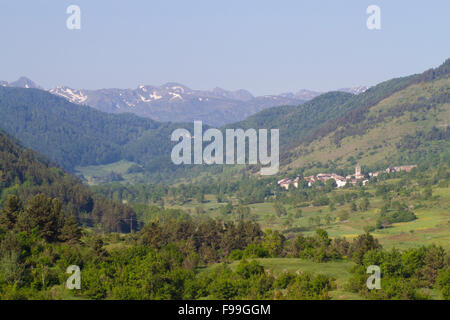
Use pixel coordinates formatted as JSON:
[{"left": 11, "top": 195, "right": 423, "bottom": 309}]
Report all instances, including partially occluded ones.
[
  {"left": 282, "top": 59, "right": 450, "bottom": 175},
  {"left": 0, "top": 130, "right": 136, "bottom": 232},
  {"left": 226, "top": 91, "right": 354, "bottom": 151},
  {"left": 0, "top": 87, "right": 189, "bottom": 172},
  {"left": 229, "top": 60, "right": 449, "bottom": 161}
]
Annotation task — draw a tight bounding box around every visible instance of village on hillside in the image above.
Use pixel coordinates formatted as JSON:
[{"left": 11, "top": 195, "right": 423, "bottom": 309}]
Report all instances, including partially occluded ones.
[{"left": 277, "top": 164, "right": 417, "bottom": 190}]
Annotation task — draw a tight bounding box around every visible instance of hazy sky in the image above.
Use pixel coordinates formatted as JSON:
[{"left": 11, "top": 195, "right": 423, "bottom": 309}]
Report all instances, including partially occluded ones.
[{"left": 1, "top": 0, "right": 449, "bottom": 95}]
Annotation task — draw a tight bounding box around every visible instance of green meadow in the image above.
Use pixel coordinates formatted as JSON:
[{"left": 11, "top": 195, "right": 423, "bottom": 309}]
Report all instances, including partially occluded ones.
[
  {"left": 165, "top": 184, "right": 450, "bottom": 251},
  {"left": 200, "top": 258, "right": 360, "bottom": 300},
  {"left": 75, "top": 160, "right": 143, "bottom": 185}
]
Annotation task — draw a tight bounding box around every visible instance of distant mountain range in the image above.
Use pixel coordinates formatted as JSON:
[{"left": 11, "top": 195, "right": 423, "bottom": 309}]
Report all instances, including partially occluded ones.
[
  {"left": 1, "top": 77, "right": 368, "bottom": 126},
  {"left": 0, "top": 59, "right": 447, "bottom": 184}
]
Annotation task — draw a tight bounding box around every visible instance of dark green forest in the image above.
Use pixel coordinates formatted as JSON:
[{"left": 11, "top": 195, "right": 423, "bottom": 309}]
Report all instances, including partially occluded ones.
[
  {"left": 0, "top": 87, "right": 198, "bottom": 179},
  {"left": 0, "top": 130, "right": 136, "bottom": 233}
]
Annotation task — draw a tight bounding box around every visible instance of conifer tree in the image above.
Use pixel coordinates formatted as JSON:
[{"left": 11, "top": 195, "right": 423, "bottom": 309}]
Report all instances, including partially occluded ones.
[
  {"left": 59, "top": 212, "right": 81, "bottom": 243},
  {"left": 0, "top": 195, "right": 22, "bottom": 230}
]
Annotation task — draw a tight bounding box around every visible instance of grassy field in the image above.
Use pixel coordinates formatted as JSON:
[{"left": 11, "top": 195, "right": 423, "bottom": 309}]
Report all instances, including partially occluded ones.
[
  {"left": 83, "top": 171, "right": 448, "bottom": 300},
  {"left": 165, "top": 183, "right": 450, "bottom": 251},
  {"left": 200, "top": 258, "right": 361, "bottom": 300},
  {"left": 75, "top": 160, "right": 144, "bottom": 185},
  {"left": 201, "top": 256, "right": 444, "bottom": 300}
]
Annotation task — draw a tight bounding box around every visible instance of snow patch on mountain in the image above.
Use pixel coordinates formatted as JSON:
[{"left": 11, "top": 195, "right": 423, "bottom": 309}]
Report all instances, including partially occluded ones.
[{"left": 49, "top": 86, "right": 88, "bottom": 104}]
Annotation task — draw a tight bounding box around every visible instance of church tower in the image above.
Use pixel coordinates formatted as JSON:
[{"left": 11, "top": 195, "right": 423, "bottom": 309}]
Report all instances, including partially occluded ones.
[{"left": 355, "top": 163, "right": 361, "bottom": 176}]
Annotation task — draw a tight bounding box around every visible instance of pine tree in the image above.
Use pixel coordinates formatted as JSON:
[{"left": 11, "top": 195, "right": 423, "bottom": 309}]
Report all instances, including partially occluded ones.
[
  {"left": 16, "top": 194, "right": 62, "bottom": 242},
  {"left": 59, "top": 212, "right": 81, "bottom": 243},
  {"left": 0, "top": 194, "right": 22, "bottom": 230}
]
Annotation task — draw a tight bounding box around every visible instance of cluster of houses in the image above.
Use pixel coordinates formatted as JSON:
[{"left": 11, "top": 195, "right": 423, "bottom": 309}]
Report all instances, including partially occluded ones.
[{"left": 277, "top": 164, "right": 417, "bottom": 190}]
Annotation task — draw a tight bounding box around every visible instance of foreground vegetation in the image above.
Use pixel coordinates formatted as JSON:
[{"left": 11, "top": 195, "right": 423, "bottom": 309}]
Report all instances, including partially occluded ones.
[{"left": 0, "top": 203, "right": 448, "bottom": 299}]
